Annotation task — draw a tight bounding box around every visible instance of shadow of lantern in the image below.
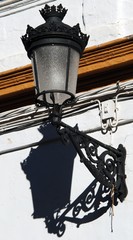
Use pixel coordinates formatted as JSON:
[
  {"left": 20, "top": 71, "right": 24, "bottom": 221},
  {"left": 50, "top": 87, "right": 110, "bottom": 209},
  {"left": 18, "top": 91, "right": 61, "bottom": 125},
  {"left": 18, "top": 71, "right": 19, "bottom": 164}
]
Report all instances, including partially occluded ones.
[
  {"left": 21, "top": 123, "right": 114, "bottom": 237},
  {"left": 21, "top": 123, "right": 76, "bottom": 220}
]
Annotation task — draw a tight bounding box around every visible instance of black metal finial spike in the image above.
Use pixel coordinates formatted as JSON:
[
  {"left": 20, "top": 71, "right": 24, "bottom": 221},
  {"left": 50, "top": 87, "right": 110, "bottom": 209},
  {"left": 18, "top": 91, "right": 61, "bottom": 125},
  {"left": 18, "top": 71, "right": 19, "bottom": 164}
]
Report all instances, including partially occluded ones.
[{"left": 39, "top": 4, "right": 68, "bottom": 21}]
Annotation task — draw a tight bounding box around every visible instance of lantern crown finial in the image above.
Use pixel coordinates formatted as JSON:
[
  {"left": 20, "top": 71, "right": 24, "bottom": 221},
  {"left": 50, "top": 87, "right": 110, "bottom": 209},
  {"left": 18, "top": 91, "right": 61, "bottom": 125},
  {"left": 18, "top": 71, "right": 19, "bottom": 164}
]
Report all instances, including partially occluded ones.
[
  {"left": 40, "top": 4, "right": 68, "bottom": 21},
  {"left": 21, "top": 4, "right": 89, "bottom": 57}
]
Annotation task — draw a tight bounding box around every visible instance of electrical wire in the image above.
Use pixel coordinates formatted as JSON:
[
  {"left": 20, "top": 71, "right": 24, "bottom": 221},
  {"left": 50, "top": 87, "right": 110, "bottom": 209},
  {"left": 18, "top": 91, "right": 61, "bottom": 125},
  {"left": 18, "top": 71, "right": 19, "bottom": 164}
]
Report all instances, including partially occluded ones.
[
  {"left": 0, "top": 80, "right": 133, "bottom": 134},
  {"left": 0, "top": 117, "right": 133, "bottom": 156}
]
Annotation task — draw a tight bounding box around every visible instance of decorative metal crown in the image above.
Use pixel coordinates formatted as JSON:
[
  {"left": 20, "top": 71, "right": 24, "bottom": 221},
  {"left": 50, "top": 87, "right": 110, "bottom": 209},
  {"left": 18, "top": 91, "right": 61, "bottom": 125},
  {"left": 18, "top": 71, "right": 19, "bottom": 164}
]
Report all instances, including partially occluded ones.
[
  {"left": 21, "top": 4, "right": 89, "bottom": 57},
  {"left": 40, "top": 4, "right": 67, "bottom": 21}
]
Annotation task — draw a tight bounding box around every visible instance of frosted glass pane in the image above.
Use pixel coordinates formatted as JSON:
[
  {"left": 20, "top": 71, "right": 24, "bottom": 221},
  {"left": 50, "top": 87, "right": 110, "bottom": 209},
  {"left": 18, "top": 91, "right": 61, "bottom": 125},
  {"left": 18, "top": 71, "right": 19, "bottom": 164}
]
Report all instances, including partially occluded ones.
[{"left": 31, "top": 45, "right": 80, "bottom": 105}]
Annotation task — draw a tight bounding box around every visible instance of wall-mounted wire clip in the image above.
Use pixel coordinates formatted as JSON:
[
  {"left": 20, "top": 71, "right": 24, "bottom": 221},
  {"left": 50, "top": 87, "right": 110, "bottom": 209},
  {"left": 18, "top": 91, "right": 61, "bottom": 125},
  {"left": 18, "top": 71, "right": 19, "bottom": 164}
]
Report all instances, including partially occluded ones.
[{"left": 99, "top": 99, "right": 118, "bottom": 132}]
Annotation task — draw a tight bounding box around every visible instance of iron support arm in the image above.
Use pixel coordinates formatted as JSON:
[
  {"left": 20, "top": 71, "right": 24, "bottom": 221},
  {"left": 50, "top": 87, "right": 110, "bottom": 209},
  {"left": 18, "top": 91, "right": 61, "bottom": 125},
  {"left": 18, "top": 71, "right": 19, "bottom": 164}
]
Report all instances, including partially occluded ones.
[{"left": 49, "top": 103, "right": 128, "bottom": 204}]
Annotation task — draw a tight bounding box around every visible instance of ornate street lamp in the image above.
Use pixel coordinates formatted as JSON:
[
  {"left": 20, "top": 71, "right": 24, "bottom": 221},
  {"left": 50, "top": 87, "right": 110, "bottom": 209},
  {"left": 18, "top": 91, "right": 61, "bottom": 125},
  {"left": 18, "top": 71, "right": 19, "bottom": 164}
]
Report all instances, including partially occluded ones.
[
  {"left": 22, "top": 4, "right": 127, "bottom": 209},
  {"left": 22, "top": 4, "right": 89, "bottom": 107}
]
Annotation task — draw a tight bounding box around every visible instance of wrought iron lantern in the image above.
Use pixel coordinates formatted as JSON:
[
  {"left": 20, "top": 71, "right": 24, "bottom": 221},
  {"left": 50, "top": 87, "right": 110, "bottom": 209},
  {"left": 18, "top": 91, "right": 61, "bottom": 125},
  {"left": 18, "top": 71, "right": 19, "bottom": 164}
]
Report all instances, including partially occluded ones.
[
  {"left": 22, "top": 4, "right": 127, "bottom": 209},
  {"left": 22, "top": 4, "right": 89, "bottom": 106}
]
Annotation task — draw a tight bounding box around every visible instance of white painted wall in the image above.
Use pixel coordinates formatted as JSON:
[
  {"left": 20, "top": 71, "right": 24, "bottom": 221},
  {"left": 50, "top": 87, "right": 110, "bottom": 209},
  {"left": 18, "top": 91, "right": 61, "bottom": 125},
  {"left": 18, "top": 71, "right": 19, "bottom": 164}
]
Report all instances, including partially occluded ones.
[
  {"left": 0, "top": 0, "right": 133, "bottom": 71},
  {"left": 0, "top": 96, "right": 132, "bottom": 240},
  {"left": 0, "top": 0, "right": 133, "bottom": 239}
]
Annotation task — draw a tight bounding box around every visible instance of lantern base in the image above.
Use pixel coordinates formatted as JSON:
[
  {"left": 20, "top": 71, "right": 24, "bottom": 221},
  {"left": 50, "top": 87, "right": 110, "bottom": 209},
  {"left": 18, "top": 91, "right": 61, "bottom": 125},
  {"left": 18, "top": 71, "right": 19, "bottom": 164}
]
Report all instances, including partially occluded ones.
[{"left": 36, "top": 90, "right": 75, "bottom": 107}]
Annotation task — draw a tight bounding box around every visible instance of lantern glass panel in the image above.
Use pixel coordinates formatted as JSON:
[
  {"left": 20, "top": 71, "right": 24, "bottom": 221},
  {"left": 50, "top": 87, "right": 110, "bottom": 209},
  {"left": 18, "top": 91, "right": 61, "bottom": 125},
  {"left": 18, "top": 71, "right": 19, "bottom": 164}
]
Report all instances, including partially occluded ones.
[{"left": 31, "top": 44, "right": 80, "bottom": 105}]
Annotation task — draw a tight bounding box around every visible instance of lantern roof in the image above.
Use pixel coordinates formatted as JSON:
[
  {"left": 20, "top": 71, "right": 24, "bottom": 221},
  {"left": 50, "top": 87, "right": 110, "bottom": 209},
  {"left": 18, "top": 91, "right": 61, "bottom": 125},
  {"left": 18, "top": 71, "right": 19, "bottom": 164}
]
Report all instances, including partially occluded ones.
[{"left": 21, "top": 4, "right": 89, "bottom": 57}]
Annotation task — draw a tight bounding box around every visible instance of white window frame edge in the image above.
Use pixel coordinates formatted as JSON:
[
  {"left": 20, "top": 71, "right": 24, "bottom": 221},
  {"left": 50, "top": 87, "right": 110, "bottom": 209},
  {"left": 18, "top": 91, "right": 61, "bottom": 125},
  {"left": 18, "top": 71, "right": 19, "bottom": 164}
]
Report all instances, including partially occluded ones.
[{"left": 0, "top": 0, "right": 56, "bottom": 18}]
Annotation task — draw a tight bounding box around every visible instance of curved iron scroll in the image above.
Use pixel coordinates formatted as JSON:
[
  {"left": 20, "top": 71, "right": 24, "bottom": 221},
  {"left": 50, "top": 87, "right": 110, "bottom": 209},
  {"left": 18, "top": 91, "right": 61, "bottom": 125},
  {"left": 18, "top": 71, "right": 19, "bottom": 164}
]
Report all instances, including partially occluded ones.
[
  {"left": 53, "top": 120, "right": 128, "bottom": 204},
  {"left": 44, "top": 180, "right": 111, "bottom": 237}
]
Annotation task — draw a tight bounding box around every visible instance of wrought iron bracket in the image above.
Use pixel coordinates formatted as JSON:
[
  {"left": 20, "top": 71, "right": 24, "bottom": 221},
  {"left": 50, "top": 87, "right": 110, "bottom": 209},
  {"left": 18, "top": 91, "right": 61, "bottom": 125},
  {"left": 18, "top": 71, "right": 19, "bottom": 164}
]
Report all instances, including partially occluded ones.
[{"left": 50, "top": 105, "right": 128, "bottom": 205}]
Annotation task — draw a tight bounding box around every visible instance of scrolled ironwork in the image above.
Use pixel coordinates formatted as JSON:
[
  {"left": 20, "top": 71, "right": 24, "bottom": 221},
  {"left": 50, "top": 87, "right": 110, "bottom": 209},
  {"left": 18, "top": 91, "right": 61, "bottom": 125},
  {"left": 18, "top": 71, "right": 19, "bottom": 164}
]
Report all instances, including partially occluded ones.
[
  {"left": 51, "top": 112, "right": 127, "bottom": 203},
  {"left": 52, "top": 180, "right": 112, "bottom": 234},
  {"left": 43, "top": 180, "right": 112, "bottom": 236},
  {"left": 72, "top": 203, "right": 82, "bottom": 218}
]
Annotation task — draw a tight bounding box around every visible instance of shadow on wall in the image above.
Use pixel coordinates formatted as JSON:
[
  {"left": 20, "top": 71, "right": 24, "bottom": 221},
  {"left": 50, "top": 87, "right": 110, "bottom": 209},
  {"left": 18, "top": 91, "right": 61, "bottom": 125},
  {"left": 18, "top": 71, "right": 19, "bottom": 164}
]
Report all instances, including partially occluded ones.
[{"left": 21, "top": 124, "right": 112, "bottom": 237}]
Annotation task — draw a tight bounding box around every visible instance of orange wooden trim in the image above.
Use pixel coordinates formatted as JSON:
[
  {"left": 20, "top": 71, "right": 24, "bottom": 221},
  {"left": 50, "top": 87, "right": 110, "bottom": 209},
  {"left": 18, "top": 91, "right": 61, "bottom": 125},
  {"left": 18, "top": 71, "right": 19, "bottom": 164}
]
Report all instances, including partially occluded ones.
[
  {"left": 0, "top": 64, "right": 34, "bottom": 99},
  {"left": 78, "top": 35, "right": 133, "bottom": 77}
]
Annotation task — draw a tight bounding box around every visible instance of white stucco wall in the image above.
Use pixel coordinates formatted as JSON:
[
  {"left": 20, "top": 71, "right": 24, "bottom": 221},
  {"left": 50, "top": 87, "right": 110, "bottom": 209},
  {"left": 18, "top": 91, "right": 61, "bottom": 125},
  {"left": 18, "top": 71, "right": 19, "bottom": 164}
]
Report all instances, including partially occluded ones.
[
  {"left": 0, "top": 0, "right": 133, "bottom": 239},
  {"left": 0, "top": 96, "right": 132, "bottom": 240},
  {"left": 0, "top": 0, "right": 133, "bottom": 71}
]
